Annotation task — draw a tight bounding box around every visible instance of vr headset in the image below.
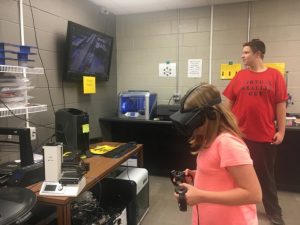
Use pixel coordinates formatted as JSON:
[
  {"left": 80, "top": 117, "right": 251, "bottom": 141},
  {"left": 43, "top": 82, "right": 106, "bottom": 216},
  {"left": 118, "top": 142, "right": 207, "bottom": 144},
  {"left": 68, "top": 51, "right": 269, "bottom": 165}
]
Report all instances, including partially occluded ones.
[{"left": 170, "top": 85, "right": 221, "bottom": 137}]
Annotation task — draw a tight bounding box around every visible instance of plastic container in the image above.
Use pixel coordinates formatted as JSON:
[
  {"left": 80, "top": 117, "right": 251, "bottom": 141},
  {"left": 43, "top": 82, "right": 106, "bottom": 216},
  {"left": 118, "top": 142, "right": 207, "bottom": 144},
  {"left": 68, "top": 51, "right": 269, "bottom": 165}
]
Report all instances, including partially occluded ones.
[{"left": 0, "top": 43, "right": 37, "bottom": 66}]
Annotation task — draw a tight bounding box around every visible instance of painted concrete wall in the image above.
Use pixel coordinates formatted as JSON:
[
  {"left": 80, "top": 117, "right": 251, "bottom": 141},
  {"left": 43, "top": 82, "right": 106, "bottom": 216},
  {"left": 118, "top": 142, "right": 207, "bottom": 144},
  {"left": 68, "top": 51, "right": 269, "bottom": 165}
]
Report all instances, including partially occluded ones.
[
  {"left": 0, "top": 0, "right": 117, "bottom": 162},
  {"left": 1, "top": 0, "right": 300, "bottom": 162},
  {"left": 116, "top": 0, "right": 300, "bottom": 113}
]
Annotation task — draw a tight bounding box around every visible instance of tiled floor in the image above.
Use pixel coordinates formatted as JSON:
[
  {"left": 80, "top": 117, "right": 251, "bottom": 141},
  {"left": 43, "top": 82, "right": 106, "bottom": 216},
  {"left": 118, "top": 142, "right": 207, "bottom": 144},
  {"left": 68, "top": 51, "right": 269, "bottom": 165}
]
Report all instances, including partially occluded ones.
[{"left": 141, "top": 176, "right": 300, "bottom": 225}]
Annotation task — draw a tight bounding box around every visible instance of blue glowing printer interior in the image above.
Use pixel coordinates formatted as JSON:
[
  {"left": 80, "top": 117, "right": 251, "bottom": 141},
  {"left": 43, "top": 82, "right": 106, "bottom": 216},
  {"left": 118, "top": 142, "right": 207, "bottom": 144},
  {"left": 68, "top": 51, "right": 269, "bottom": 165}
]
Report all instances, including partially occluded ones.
[
  {"left": 120, "top": 95, "right": 145, "bottom": 115},
  {"left": 119, "top": 92, "right": 157, "bottom": 119}
]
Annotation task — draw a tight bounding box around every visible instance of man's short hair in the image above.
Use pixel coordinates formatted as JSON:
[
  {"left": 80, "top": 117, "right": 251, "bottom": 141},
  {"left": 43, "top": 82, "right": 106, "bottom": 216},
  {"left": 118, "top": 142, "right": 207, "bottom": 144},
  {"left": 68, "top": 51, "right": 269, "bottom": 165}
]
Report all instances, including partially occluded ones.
[{"left": 243, "top": 39, "right": 266, "bottom": 58}]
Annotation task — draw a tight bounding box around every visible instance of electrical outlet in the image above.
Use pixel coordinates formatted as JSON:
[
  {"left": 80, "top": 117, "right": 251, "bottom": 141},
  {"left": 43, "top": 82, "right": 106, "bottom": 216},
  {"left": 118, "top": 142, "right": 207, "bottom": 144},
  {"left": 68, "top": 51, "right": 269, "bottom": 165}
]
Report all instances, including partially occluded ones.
[
  {"left": 29, "top": 127, "right": 36, "bottom": 140},
  {"left": 173, "top": 93, "right": 181, "bottom": 103}
]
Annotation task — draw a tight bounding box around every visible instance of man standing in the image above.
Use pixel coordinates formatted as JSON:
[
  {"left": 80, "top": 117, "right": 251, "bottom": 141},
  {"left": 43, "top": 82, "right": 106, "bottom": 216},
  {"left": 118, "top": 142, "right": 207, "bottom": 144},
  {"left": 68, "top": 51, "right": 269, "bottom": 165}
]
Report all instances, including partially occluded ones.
[{"left": 223, "top": 39, "right": 287, "bottom": 225}]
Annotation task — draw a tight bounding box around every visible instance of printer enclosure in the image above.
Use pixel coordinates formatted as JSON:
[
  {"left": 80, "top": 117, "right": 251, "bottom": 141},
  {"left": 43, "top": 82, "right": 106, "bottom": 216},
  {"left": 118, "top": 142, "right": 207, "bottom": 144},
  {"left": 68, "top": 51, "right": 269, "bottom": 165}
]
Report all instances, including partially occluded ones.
[{"left": 118, "top": 91, "right": 157, "bottom": 120}]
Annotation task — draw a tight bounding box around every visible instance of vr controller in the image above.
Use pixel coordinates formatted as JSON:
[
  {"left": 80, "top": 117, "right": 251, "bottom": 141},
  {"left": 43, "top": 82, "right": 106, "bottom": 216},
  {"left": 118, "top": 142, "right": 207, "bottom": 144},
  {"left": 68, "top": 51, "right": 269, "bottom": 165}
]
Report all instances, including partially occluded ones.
[
  {"left": 170, "top": 170, "right": 186, "bottom": 186},
  {"left": 175, "top": 186, "right": 188, "bottom": 211},
  {"left": 170, "top": 170, "right": 188, "bottom": 211}
]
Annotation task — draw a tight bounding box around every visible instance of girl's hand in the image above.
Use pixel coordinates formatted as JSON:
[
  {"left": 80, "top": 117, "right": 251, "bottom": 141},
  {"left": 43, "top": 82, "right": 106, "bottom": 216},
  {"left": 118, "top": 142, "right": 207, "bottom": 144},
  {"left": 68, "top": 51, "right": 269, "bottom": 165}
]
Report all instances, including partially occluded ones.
[
  {"left": 177, "top": 183, "right": 202, "bottom": 206},
  {"left": 184, "top": 169, "right": 195, "bottom": 185}
]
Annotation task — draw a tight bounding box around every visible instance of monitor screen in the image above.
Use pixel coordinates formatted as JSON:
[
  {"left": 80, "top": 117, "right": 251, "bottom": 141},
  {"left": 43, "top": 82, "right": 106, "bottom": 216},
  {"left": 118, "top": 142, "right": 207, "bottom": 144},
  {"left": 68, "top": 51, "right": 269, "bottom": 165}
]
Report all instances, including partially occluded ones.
[{"left": 64, "top": 21, "right": 113, "bottom": 81}]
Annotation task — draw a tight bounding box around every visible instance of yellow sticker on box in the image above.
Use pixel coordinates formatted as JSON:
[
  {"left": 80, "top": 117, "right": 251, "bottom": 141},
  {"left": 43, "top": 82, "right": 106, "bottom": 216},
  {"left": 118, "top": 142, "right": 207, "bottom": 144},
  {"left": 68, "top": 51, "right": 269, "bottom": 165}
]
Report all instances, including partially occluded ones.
[{"left": 82, "top": 124, "right": 89, "bottom": 133}]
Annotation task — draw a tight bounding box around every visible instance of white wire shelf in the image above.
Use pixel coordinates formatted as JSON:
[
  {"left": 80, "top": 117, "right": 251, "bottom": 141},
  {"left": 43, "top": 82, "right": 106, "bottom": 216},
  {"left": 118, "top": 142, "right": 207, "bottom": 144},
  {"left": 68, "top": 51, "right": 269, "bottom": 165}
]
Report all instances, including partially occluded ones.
[
  {"left": 0, "top": 104, "right": 47, "bottom": 117},
  {"left": 0, "top": 65, "right": 44, "bottom": 74}
]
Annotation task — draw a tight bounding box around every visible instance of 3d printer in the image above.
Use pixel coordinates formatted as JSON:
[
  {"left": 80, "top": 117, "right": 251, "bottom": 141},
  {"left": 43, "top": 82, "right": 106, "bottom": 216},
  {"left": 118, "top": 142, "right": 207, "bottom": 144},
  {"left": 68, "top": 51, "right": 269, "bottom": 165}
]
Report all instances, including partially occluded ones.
[{"left": 118, "top": 91, "right": 157, "bottom": 120}]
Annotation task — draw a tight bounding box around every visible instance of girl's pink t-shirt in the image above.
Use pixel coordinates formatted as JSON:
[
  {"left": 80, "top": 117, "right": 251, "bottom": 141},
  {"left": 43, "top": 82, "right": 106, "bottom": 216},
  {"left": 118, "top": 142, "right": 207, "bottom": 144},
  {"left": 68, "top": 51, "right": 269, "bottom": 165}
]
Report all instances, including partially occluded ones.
[{"left": 192, "top": 132, "right": 258, "bottom": 225}]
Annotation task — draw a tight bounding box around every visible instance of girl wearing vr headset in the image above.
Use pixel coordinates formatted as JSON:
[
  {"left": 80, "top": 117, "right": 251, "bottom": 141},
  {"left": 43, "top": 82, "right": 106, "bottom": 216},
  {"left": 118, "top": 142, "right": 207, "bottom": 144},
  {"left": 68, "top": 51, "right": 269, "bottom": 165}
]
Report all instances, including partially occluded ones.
[{"left": 172, "top": 84, "right": 262, "bottom": 225}]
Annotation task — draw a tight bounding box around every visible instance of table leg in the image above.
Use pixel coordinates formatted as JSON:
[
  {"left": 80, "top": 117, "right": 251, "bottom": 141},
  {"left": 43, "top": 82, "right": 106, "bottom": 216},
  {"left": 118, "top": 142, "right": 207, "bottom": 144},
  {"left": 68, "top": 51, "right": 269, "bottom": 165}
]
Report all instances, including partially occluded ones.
[
  {"left": 137, "top": 147, "right": 144, "bottom": 167},
  {"left": 56, "top": 203, "right": 71, "bottom": 225}
]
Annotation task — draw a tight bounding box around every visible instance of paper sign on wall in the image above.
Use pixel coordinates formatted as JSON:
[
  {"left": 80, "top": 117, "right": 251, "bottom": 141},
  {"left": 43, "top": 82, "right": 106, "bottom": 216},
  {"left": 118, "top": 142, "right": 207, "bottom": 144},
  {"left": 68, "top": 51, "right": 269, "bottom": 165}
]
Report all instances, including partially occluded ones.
[
  {"left": 83, "top": 76, "right": 96, "bottom": 94},
  {"left": 188, "top": 59, "right": 202, "bottom": 78},
  {"left": 220, "top": 63, "right": 241, "bottom": 80},
  {"left": 264, "top": 63, "right": 286, "bottom": 76}
]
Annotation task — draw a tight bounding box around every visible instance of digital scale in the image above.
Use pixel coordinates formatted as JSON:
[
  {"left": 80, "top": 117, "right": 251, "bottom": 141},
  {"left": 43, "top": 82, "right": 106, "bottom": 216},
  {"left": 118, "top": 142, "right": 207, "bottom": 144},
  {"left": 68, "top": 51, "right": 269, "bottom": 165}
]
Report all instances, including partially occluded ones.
[{"left": 39, "top": 176, "right": 86, "bottom": 197}]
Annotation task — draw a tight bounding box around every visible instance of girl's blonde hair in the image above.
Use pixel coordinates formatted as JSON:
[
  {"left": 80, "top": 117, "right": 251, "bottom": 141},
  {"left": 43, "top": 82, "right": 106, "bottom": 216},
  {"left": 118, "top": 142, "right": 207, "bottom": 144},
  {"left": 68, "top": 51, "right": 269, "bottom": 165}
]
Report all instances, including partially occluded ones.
[{"left": 183, "top": 83, "right": 242, "bottom": 154}]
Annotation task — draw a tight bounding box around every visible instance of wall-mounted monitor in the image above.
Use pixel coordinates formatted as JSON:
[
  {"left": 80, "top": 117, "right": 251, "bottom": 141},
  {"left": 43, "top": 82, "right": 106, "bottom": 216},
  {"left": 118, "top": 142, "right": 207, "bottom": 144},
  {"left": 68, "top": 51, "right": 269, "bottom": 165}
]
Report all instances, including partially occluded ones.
[{"left": 64, "top": 21, "right": 113, "bottom": 81}]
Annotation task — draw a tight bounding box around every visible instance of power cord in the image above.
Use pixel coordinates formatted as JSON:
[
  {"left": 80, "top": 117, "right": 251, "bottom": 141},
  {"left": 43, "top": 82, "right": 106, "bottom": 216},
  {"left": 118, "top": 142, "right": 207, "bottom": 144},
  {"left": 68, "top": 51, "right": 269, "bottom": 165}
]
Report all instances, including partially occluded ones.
[
  {"left": 28, "top": 0, "right": 56, "bottom": 116},
  {"left": 0, "top": 1, "right": 57, "bottom": 132},
  {"left": 124, "top": 161, "right": 131, "bottom": 181},
  {"left": 0, "top": 99, "right": 54, "bottom": 130},
  {"left": 62, "top": 79, "right": 66, "bottom": 109},
  {"left": 185, "top": 174, "right": 200, "bottom": 225},
  {"left": 32, "top": 133, "right": 55, "bottom": 153},
  {"left": 0, "top": 140, "right": 19, "bottom": 145},
  {"left": 115, "top": 91, "right": 121, "bottom": 116}
]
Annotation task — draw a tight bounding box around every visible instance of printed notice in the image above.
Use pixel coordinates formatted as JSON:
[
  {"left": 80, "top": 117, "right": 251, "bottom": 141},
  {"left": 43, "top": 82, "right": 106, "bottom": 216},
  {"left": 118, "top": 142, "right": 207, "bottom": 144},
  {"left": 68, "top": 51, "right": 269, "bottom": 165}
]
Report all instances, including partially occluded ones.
[
  {"left": 83, "top": 76, "right": 96, "bottom": 94},
  {"left": 188, "top": 59, "right": 202, "bottom": 78}
]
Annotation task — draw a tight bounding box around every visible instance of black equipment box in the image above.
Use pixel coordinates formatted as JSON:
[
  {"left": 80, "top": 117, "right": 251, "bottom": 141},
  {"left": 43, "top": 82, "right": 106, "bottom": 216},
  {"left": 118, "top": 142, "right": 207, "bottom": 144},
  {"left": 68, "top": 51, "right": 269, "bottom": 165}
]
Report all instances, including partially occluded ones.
[
  {"left": 156, "top": 104, "right": 180, "bottom": 121},
  {"left": 99, "top": 167, "right": 149, "bottom": 225}
]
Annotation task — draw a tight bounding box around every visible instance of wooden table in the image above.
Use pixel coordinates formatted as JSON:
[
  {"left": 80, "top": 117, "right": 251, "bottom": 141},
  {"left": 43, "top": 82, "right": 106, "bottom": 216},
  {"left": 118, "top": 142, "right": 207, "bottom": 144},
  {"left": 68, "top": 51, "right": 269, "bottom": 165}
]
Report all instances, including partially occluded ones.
[{"left": 28, "top": 142, "right": 143, "bottom": 225}]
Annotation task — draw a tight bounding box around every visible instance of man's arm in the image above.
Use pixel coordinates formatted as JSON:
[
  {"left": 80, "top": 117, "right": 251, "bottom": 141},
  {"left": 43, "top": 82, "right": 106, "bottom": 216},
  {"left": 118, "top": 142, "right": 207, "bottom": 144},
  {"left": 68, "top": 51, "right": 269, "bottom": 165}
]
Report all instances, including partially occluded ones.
[{"left": 273, "top": 101, "right": 286, "bottom": 144}]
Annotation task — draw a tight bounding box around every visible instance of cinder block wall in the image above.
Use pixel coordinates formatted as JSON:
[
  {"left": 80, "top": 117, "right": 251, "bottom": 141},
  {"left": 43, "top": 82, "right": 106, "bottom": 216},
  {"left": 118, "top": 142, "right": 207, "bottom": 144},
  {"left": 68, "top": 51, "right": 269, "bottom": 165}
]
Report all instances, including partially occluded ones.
[
  {"left": 116, "top": 0, "right": 300, "bottom": 113},
  {"left": 0, "top": 0, "right": 117, "bottom": 162},
  {"left": 1, "top": 0, "right": 300, "bottom": 162}
]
